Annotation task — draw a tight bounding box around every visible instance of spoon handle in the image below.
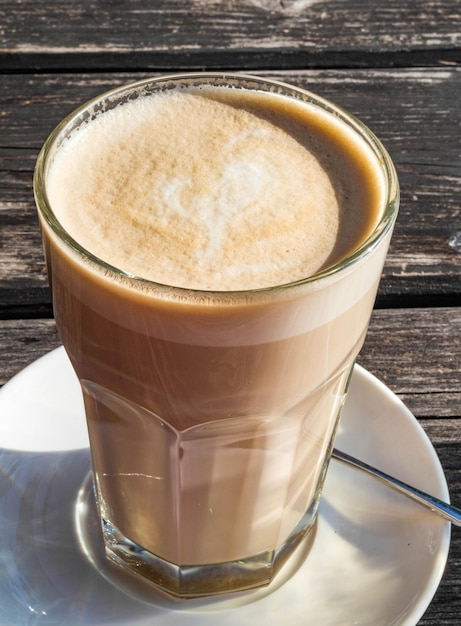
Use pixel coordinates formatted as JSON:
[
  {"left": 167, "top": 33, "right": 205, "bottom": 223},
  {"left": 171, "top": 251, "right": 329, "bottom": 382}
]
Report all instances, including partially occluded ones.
[{"left": 332, "top": 448, "right": 461, "bottom": 527}]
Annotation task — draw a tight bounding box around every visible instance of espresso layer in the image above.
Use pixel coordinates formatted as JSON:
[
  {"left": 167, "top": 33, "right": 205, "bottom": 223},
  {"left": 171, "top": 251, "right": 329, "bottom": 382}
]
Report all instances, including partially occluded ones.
[{"left": 47, "top": 87, "right": 384, "bottom": 290}]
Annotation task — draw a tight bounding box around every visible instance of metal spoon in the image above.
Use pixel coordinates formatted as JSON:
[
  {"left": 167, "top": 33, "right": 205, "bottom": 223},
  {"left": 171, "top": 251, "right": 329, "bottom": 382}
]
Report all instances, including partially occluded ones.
[{"left": 332, "top": 448, "right": 461, "bottom": 526}]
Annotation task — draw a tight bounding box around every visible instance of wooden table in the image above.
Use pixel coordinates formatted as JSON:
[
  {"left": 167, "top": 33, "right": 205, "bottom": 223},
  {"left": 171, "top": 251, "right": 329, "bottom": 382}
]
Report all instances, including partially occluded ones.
[{"left": 1, "top": 1, "right": 460, "bottom": 623}]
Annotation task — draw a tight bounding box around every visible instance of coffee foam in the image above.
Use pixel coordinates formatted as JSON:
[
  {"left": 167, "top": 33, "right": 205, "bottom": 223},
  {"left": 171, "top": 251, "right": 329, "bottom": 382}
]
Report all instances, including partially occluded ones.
[{"left": 47, "top": 88, "right": 380, "bottom": 291}]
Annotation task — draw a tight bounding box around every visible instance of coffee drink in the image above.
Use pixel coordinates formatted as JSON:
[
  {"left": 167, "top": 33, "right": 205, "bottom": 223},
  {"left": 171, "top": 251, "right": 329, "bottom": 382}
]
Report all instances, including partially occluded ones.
[{"left": 35, "top": 75, "right": 398, "bottom": 597}]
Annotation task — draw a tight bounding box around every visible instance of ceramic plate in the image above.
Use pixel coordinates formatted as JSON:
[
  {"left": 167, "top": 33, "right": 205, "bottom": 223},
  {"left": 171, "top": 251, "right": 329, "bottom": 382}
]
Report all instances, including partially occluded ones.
[{"left": 0, "top": 348, "right": 451, "bottom": 625}]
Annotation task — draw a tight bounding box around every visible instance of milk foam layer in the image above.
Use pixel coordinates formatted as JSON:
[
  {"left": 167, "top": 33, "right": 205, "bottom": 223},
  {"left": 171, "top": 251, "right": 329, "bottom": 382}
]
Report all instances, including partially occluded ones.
[{"left": 47, "top": 87, "right": 383, "bottom": 290}]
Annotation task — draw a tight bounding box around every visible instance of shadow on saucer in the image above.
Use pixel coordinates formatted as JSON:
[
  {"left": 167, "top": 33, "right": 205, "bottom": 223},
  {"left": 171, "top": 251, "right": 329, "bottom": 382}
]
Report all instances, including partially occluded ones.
[{"left": 0, "top": 447, "right": 156, "bottom": 624}]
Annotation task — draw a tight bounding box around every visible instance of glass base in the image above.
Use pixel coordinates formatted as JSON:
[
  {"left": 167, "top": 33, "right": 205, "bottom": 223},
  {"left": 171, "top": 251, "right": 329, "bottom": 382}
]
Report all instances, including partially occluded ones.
[
  {"left": 101, "top": 501, "right": 319, "bottom": 598},
  {"left": 76, "top": 473, "right": 320, "bottom": 599}
]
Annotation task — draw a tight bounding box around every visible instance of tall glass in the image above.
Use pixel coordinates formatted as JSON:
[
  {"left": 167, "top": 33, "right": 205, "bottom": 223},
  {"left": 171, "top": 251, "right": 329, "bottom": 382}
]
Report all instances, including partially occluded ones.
[{"left": 34, "top": 74, "right": 399, "bottom": 598}]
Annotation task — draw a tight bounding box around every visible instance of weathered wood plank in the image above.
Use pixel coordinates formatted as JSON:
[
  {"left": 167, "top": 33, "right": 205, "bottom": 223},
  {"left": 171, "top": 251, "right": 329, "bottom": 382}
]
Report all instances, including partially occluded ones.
[
  {"left": 0, "top": 319, "right": 60, "bottom": 386},
  {"left": 1, "top": 0, "right": 461, "bottom": 70},
  {"left": 359, "top": 307, "right": 461, "bottom": 399},
  {"left": 1, "top": 68, "right": 460, "bottom": 314}
]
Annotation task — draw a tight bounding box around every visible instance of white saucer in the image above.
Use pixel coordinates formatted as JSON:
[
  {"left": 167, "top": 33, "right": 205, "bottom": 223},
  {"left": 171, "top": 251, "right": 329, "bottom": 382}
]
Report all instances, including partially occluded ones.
[{"left": 0, "top": 347, "right": 451, "bottom": 625}]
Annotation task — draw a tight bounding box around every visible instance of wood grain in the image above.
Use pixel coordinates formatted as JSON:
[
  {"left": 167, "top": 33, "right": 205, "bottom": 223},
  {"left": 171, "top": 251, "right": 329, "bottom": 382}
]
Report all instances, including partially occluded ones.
[
  {"left": 359, "top": 308, "right": 461, "bottom": 402},
  {"left": 1, "top": 0, "right": 461, "bottom": 70}
]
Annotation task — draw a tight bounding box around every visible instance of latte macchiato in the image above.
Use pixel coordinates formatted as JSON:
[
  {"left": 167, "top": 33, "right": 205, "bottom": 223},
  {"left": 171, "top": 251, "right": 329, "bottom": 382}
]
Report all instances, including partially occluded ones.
[{"left": 35, "top": 74, "right": 398, "bottom": 597}]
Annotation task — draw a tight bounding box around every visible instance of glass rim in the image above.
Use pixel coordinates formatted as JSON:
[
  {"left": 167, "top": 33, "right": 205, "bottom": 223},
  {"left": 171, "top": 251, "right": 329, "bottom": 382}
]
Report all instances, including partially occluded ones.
[{"left": 34, "top": 71, "right": 400, "bottom": 298}]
